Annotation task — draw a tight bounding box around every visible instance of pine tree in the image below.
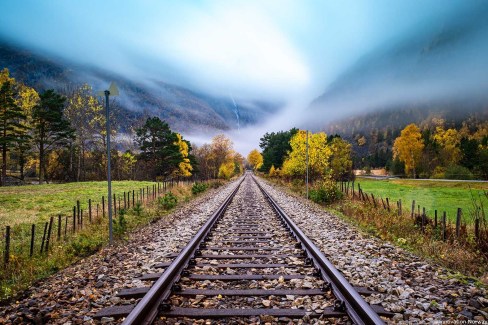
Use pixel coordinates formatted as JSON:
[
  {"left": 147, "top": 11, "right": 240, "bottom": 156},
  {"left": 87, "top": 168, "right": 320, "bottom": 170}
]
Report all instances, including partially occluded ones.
[
  {"left": 32, "top": 90, "right": 74, "bottom": 183},
  {"left": 0, "top": 80, "right": 29, "bottom": 186},
  {"left": 135, "top": 117, "right": 182, "bottom": 179}
]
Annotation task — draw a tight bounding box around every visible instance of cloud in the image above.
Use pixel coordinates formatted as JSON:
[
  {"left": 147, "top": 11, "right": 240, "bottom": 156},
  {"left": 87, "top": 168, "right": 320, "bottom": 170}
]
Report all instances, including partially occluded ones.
[{"left": 1, "top": 0, "right": 487, "bottom": 155}]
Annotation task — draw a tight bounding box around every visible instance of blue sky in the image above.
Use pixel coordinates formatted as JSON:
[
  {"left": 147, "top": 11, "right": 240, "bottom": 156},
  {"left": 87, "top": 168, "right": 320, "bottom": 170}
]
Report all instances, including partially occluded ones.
[
  {"left": 1, "top": 1, "right": 487, "bottom": 153},
  {"left": 0, "top": 0, "right": 468, "bottom": 101}
]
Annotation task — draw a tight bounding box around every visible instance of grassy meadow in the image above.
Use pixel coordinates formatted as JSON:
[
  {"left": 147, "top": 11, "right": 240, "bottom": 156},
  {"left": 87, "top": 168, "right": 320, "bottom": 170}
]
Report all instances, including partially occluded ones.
[
  {"left": 0, "top": 179, "right": 218, "bottom": 301},
  {"left": 0, "top": 181, "right": 158, "bottom": 227},
  {"left": 355, "top": 177, "right": 488, "bottom": 224}
]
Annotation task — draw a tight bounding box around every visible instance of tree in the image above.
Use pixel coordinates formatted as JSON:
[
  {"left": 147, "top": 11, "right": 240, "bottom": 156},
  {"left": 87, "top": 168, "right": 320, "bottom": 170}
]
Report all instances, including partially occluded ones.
[
  {"left": 175, "top": 133, "right": 193, "bottom": 177},
  {"left": 32, "top": 90, "right": 74, "bottom": 183},
  {"left": 233, "top": 151, "right": 245, "bottom": 176},
  {"left": 268, "top": 165, "right": 277, "bottom": 177},
  {"left": 259, "top": 128, "right": 298, "bottom": 172},
  {"left": 247, "top": 149, "right": 263, "bottom": 171},
  {"left": 218, "top": 160, "right": 235, "bottom": 179},
  {"left": 329, "top": 137, "right": 353, "bottom": 181},
  {"left": 433, "top": 126, "right": 461, "bottom": 167},
  {"left": 136, "top": 117, "right": 182, "bottom": 180},
  {"left": 194, "top": 143, "right": 213, "bottom": 180},
  {"left": 281, "top": 130, "right": 331, "bottom": 181},
  {"left": 209, "top": 134, "right": 234, "bottom": 179},
  {"left": 0, "top": 79, "right": 29, "bottom": 185},
  {"left": 393, "top": 123, "right": 424, "bottom": 178},
  {"left": 64, "top": 84, "right": 106, "bottom": 181},
  {"left": 14, "top": 84, "right": 39, "bottom": 181}
]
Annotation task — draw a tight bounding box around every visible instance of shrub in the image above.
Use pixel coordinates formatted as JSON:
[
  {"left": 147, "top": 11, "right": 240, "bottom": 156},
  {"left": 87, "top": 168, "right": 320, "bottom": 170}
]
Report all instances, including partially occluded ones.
[
  {"left": 159, "top": 192, "right": 178, "bottom": 210},
  {"left": 309, "top": 178, "right": 343, "bottom": 204},
  {"left": 113, "top": 209, "right": 128, "bottom": 238},
  {"left": 192, "top": 182, "right": 208, "bottom": 195},
  {"left": 363, "top": 166, "right": 372, "bottom": 175},
  {"left": 445, "top": 165, "right": 474, "bottom": 180},
  {"left": 431, "top": 166, "right": 446, "bottom": 179},
  {"left": 210, "top": 180, "right": 224, "bottom": 189},
  {"left": 69, "top": 234, "right": 103, "bottom": 257},
  {"left": 133, "top": 202, "right": 143, "bottom": 216}
]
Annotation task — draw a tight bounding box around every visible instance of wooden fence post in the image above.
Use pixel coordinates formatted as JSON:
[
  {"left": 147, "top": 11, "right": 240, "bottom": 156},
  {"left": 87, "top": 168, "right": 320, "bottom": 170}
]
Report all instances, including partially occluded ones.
[
  {"left": 371, "top": 194, "right": 377, "bottom": 208},
  {"left": 4, "top": 226, "right": 10, "bottom": 265},
  {"left": 398, "top": 199, "right": 402, "bottom": 216},
  {"left": 88, "top": 199, "right": 92, "bottom": 223},
  {"left": 77, "top": 200, "right": 81, "bottom": 226},
  {"left": 40, "top": 222, "right": 48, "bottom": 253},
  {"left": 434, "top": 210, "right": 438, "bottom": 229},
  {"left": 65, "top": 216, "right": 68, "bottom": 238},
  {"left": 73, "top": 206, "right": 76, "bottom": 233},
  {"left": 57, "top": 215, "right": 62, "bottom": 240},
  {"left": 421, "top": 207, "right": 426, "bottom": 233},
  {"left": 442, "top": 212, "right": 447, "bottom": 241},
  {"left": 124, "top": 192, "right": 127, "bottom": 210},
  {"left": 132, "top": 190, "right": 135, "bottom": 207},
  {"left": 456, "top": 208, "right": 462, "bottom": 238},
  {"left": 475, "top": 218, "right": 480, "bottom": 241},
  {"left": 45, "top": 216, "right": 53, "bottom": 253},
  {"left": 113, "top": 194, "right": 117, "bottom": 217},
  {"left": 386, "top": 198, "right": 390, "bottom": 212},
  {"left": 411, "top": 200, "right": 415, "bottom": 218},
  {"left": 30, "top": 224, "right": 35, "bottom": 257},
  {"left": 102, "top": 196, "right": 105, "bottom": 218}
]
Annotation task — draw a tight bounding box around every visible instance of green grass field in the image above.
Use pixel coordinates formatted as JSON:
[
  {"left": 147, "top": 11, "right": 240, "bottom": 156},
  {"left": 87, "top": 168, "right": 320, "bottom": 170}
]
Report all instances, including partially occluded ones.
[
  {"left": 0, "top": 179, "right": 210, "bottom": 300},
  {"left": 355, "top": 177, "right": 488, "bottom": 223},
  {"left": 0, "top": 181, "right": 158, "bottom": 227}
]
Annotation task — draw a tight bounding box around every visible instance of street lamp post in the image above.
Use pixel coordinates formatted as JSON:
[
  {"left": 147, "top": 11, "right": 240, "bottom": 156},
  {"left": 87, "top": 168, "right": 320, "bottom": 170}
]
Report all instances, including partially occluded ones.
[
  {"left": 306, "top": 130, "right": 309, "bottom": 200},
  {"left": 99, "top": 82, "right": 118, "bottom": 243}
]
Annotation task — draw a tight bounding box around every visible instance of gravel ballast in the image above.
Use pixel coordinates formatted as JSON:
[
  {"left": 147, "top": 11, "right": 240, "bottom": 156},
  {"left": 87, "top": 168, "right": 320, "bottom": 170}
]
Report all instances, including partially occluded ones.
[
  {"left": 0, "top": 180, "right": 240, "bottom": 324},
  {"left": 0, "top": 176, "right": 486, "bottom": 324},
  {"left": 256, "top": 177, "right": 487, "bottom": 324}
]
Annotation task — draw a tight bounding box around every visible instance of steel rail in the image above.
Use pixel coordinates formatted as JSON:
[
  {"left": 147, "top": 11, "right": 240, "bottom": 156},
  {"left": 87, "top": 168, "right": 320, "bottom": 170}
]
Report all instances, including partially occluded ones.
[
  {"left": 122, "top": 176, "right": 245, "bottom": 325},
  {"left": 253, "top": 176, "right": 385, "bottom": 325}
]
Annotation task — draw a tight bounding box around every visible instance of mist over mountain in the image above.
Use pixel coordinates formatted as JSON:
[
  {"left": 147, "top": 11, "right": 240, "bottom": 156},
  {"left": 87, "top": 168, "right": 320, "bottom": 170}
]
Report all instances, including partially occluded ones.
[
  {"left": 309, "top": 2, "right": 488, "bottom": 131},
  {"left": 0, "top": 41, "right": 280, "bottom": 136}
]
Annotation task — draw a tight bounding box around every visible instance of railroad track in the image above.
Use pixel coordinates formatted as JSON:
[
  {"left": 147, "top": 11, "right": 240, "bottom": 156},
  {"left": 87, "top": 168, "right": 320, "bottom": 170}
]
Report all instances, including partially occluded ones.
[{"left": 95, "top": 173, "right": 392, "bottom": 324}]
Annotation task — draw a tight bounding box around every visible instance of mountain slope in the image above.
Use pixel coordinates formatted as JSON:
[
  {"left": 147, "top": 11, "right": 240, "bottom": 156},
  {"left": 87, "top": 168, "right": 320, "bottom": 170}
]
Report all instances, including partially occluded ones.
[
  {"left": 310, "top": 2, "right": 488, "bottom": 126},
  {"left": 0, "top": 41, "right": 279, "bottom": 135}
]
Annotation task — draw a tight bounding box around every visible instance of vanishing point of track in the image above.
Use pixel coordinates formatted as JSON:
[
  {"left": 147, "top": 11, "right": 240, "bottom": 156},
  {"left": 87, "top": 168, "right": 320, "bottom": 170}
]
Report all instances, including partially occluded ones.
[{"left": 95, "top": 173, "right": 391, "bottom": 324}]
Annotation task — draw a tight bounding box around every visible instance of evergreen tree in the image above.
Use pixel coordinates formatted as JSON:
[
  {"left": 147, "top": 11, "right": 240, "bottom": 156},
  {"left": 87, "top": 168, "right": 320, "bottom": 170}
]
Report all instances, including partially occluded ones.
[
  {"left": 259, "top": 128, "right": 298, "bottom": 172},
  {"left": 135, "top": 117, "right": 182, "bottom": 179},
  {"left": 0, "top": 80, "right": 29, "bottom": 186},
  {"left": 32, "top": 90, "right": 74, "bottom": 183}
]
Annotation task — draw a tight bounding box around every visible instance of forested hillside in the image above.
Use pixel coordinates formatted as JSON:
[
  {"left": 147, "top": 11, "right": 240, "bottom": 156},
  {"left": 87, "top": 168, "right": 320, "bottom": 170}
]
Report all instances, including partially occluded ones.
[
  {"left": 322, "top": 106, "right": 488, "bottom": 179},
  {"left": 0, "top": 41, "right": 279, "bottom": 135}
]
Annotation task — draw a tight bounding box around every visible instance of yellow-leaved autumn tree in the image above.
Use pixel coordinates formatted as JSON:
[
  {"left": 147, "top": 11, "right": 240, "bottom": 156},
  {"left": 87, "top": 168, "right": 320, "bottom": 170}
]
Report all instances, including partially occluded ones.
[
  {"left": 247, "top": 149, "right": 263, "bottom": 171},
  {"left": 329, "top": 137, "right": 353, "bottom": 180},
  {"left": 281, "top": 130, "right": 331, "bottom": 181},
  {"left": 175, "top": 133, "right": 193, "bottom": 177},
  {"left": 268, "top": 165, "right": 278, "bottom": 177},
  {"left": 393, "top": 123, "right": 424, "bottom": 178},
  {"left": 433, "top": 126, "right": 461, "bottom": 166},
  {"left": 210, "top": 134, "right": 233, "bottom": 178},
  {"left": 218, "top": 159, "right": 235, "bottom": 179}
]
